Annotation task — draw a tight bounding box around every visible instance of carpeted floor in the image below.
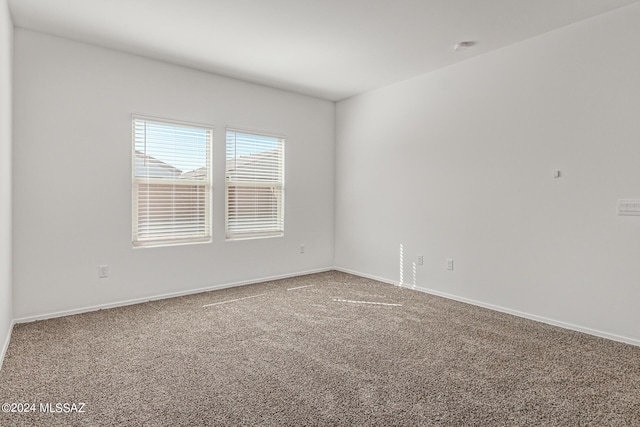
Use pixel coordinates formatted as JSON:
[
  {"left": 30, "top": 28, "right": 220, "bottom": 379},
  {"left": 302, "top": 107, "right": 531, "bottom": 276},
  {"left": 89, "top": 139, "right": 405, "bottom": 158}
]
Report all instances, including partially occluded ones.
[{"left": 0, "top": 271, "right": 639, "bottom": 426}]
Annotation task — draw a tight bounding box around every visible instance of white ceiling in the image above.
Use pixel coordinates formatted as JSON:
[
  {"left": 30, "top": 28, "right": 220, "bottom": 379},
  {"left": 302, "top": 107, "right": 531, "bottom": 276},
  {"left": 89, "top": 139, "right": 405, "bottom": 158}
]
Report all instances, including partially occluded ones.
[{"left": 8, "top": 0, "right": 640, "bottom": 101}]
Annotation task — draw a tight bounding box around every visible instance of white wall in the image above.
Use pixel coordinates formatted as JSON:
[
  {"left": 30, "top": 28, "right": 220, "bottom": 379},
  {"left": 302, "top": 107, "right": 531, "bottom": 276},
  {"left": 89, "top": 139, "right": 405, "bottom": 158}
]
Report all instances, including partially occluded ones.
[
  {"left": 0, "top": 0, "right": 13, "bottom": 364},
  {"left": 336, "top": 4, "right": 640, "bottom": 343},
  {"left": 12, "top": 30, "right": 335, "bottom": 319}
]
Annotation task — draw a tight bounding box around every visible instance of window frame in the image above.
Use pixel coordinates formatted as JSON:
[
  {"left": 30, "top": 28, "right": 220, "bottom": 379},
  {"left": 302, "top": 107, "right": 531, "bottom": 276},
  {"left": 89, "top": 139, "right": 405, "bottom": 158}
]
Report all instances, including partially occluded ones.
[
  {"left": 131, "top": 114, "right": 213, "bottom": 248},
  {"left": 225, "top": 127, "right": 286, "bottom": 241}
]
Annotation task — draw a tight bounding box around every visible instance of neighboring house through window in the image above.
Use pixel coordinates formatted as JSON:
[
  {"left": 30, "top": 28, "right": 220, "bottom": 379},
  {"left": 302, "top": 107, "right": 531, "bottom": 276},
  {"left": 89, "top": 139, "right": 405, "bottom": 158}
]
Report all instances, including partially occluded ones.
[
  {"left": 132, "top": 116, "right": 212, "bottom": 247},
  {"left": 225, "top": 129, "right": 285, "bottom": 240}
]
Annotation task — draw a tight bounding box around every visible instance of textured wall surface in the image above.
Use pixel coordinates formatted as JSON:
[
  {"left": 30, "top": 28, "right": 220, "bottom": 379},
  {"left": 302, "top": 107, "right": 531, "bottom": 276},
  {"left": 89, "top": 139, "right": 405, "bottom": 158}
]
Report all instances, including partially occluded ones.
[
  {"left": 12, "top": 30, "right": 335, "bottom": 319},
  {"left": 336, "top": 4, "right": 640, "bottom": 343}
]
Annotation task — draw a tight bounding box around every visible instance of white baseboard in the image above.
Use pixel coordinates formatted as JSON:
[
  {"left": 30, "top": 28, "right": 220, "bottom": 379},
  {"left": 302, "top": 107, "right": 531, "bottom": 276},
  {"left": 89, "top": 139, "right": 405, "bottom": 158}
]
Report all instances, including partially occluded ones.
[
  {"left": 14, "top": 267, "right": 333, "bottom": 324},
  {"left": 334, "top": 266, "right": 400, "bottom": 287},
  {"left": 11, "top": 265, "right": 640, "bottom": 349},
  {"left": 335, "top": 266, "right": 640, "bottom": 348},
  {"left": 0, "top": 320, "right": 15, "bottom": 371}
]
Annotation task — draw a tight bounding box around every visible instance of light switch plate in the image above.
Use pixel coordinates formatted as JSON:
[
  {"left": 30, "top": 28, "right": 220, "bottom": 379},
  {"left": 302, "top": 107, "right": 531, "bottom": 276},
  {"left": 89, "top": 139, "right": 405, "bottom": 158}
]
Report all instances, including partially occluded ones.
[{"left": 617, "top": 199, "right": 640, "bottom": 216}]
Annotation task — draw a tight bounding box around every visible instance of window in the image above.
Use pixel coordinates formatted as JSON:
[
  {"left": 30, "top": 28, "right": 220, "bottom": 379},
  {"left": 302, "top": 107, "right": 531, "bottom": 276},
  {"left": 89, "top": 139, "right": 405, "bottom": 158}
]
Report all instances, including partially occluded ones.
[
  {"left": 225, "top": 129, "right": 285, "bottom": 240},
  {"left": 132, "top": 116, "right": 212, "bottom": 247}
]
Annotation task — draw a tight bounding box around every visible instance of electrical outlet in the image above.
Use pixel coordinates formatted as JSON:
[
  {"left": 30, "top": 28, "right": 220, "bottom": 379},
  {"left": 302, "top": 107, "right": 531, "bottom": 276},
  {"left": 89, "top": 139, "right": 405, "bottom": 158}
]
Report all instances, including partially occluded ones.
[
  {"left": 299, "top": 244, "right": 305, "bottom": 254},
  {"left": 417, "top": 256, "right": 423, "bottom": 265},
  {"left": 98, "top": 265, "right": 109, "bottom": 278},
  {"left": 446, "top": 259, "right": 454, "bottom": 271}
]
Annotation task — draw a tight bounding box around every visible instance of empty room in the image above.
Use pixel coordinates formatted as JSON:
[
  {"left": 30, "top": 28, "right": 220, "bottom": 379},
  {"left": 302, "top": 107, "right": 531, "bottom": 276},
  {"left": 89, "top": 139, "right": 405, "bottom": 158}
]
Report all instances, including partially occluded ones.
[{"left": 1, "top": 0, "right": 640, "bottom": 425}]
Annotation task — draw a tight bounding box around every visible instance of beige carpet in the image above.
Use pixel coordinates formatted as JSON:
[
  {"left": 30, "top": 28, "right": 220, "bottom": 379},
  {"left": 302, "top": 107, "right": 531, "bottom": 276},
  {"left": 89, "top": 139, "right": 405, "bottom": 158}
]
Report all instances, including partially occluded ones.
[{"left": 0, "top": 271, "right": 639, "bottom": 426}]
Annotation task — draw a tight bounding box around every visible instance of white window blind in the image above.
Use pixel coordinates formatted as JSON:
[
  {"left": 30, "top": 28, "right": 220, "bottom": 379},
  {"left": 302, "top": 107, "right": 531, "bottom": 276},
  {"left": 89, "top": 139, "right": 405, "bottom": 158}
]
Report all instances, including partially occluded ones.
[
  {"left": 226, "top": 129, "right": 285, "bottom": 240},
  {"left": 132, "top": 116, "right": 212, "bottom": 247}
]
